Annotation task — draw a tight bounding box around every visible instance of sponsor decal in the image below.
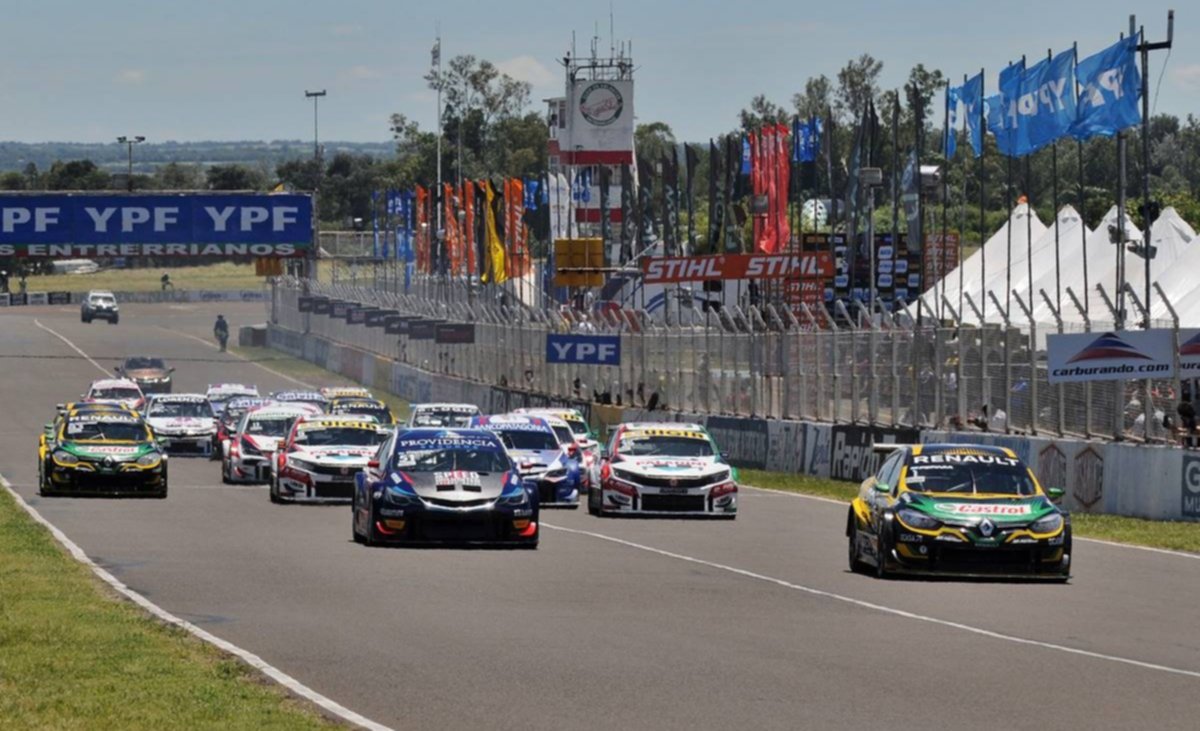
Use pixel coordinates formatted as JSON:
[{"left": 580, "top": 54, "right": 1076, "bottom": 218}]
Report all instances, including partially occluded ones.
[
  {"left": 704, "top": 416, "right": 769, "bottom": 471},
  {"left": 435, "top": 471, "right": 483, "bottom": 487},
  {"left": 829, "top": 426, "right": 920, "bottom": 483},
  {"left": 579, "top": 82, "right": 624, "bottom": 127},
  {"left": 640, "top": 252, "right": 834, "bottom": 284},
  {"left": 911, "top": 454, "right": 1020, "bottom": 467},
  {"left": 1038, "top": 443, "right": 1067, "bottom": 495},
  {"left": 76, "top": 445, "right": 141, "bottom": 456},
  {"left": 546, "top": 334, "right": 620, "bottom": 365},
  {"left": 931, "top": 502, "right": 1034, "bottom": 516},
  {"left": 1073, "top": 446, "right": 1104, "bottom": 509},
  {"left": 1066, "top": 333, "right": 1153, "bottom": 363},
  {"left": 1182, "top": 455, "right": 1200, "bottom": 518}
]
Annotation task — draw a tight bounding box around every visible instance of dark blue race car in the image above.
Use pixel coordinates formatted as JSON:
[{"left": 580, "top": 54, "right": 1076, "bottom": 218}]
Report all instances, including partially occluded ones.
[
  {"left": 352, "top": 428, "right": 538, "bottom": 547},
  {"left": 471, "top": 414, "right": 582, "bottom": 508}
]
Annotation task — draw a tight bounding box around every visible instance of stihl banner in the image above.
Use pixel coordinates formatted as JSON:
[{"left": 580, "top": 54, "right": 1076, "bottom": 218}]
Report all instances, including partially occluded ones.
[{"left": 641, "top": 252, "right": 833, "bottom": 284}]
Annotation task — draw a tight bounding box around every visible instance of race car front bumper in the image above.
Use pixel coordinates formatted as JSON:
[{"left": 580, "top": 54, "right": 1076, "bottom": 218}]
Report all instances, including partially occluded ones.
[
  {"left": 886, "top": 524, "right": 1071, "bottom": 578},
  {"left": 277, "top": 464, "right": 360, "bottom": 503},
  {"left": 521, "top": 472, "right": 579, "bottom": 507},
  {"left": 370, "top": 502, "right": 538, "bottom": 545},
  {"left": 598, "top": 476, "right": 738, "bottom": 517},
  {"left": 226, "top": 453, "right": 274, "bottom": 483},
  {"left": 46, "top": 463, "right": 166, "bottom": 496},
  {"left": 155, "top": 432, "right": 214, "bottom": 456}
]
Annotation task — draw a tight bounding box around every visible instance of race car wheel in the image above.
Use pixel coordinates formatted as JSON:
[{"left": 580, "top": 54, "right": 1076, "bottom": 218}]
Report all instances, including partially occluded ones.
[
  {"left": 847, "top": 515, "right": 869, "bottom": 574},
  {"left": 269, "top": 481, "right": 282, "bottom": 504},
  {"left": 351, "top": 494, "right": 365, "bottom": 544},
  {"left": 109, "top": 316, "right": 119, "bottom": 325},
  {"left": 221, "top": 462, "right": 232, "bottom": 484},
  {"left": 586, "top": 486, "right": 601, "bottom": 516},
  {"left": 80, "top": 314, "right": 88, "bottom": 323},
  {"left": 874, "top": 520, "right": 893, "bottom": 579}
]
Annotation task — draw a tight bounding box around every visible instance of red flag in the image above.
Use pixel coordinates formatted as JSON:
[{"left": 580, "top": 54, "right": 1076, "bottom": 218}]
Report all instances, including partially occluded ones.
[
  {"left": 463, "top": 179, "right": 476, "bottom": 276},
  {"left": 444, "top": 183, "right": 462, "bottom": 275},
  {"left": 414, "top": 185, "right": 428, "bottom": 272},
  {"left": 760, "top": 126, "right": 778, "bottom": 253},
  {"left": 776, "top": 122, "right": 791, "bottom": 251}
]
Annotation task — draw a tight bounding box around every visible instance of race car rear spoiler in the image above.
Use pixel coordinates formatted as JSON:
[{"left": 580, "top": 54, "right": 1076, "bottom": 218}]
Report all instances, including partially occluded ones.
[{"left": 871, "top": 443, "right": 917, "bottom": 453}]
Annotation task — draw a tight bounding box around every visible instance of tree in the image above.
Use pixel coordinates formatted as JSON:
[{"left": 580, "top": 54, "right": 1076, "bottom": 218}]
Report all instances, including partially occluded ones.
[
  {"left": 835, "top": 54, "right": 884, "bottom": 123},
  {"left": 205, "top": 164, "right": 265, "bottom": 191},
  {"left": 793, "top": 75, "right": 833, "bottom": 119},
  {"left": 45, "top": 160, "right": 110, "bottom": 190},
  {"left": 635, "top": 122, "right": 676, "bottom": 165},
  {"left": 275, "top": 158, "right": 322, "bottom": 193},
  {"left": 0, "top": 172, "right": 25, "bottom": 190},
  {"left": 154, "top": 162, "right": 203, "bottom": 190},
  {"left": 738, "top": 94, "right": 788, "bottom": 131}
]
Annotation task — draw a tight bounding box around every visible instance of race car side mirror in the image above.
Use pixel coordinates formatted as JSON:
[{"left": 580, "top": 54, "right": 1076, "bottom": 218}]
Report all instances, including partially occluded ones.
[
  {"left": 873, "top": 482, "right": 891, "bottom": 494},
  {"left": 1046, "top": 487, "right": 1065, "bottom": 499},
  {"left": 367, "top": 460, "right": 379, "bottom": 469}
]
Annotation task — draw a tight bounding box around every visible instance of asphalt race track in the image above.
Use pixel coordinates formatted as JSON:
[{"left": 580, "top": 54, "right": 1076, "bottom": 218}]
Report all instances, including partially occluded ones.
[{"left": 3, "top": 301, "right": 1200, "bottom": 730}]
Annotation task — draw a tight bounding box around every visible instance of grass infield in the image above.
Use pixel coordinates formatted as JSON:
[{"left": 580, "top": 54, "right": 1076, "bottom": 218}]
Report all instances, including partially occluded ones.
[{"left": 0, "top": 486, "right": 340, "bottom": 730}]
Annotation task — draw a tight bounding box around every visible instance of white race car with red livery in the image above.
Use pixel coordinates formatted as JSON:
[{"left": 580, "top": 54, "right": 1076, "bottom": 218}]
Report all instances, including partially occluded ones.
[
  {"left": 271, "top": 415, "right": 390, "bottom": 503},
  {"left": 144, "top": 394, "right": 217, "bottom": 456},
  {"left": 221, "top": 404, "right": 316, "bottom": 484},
  {"left": 205, "top": 383, "right": 260, "bottom": 416},
  {"left": 83, "top": 378, "right": 146, "bottom": 412},
  {"left": 592, "top": 423, "right": 738, "bottom": 518}
]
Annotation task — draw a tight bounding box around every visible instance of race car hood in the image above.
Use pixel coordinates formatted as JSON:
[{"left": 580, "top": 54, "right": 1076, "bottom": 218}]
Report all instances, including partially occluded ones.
[
  {"left": 899, "top": 493, "right": 1058, "bottom": 525},
  {"left": 243, "top": 434, "right": 284, "bottom": 452},
  {"left": 291, "top": 445, "right": 376, "bottom": 466},
  {"left": 508, "top": 449, "right": 564, "bottom": 474},
  {"left": 613, "top": 456, "right": 727, "bottom": 479},
  {"left": 88, "top": 397, "right": 142, "bottom": 408},
  {"left": 58, "top": 441, "right": 157, "bottom": 462},
  {"left": 148, "top": 416, "right": 214, "bottom": 432},
  {"left": 401, "top": 470, "right": 509, "bottom": 502}
]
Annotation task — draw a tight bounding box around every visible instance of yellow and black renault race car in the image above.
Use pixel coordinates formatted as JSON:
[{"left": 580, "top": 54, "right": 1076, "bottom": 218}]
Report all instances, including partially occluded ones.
[
  {"left": 38, "top": 410, "right": 168, "bottom": 498},
  {"left": 846, "top": 444, "right": 1070, "bottom": 580}
]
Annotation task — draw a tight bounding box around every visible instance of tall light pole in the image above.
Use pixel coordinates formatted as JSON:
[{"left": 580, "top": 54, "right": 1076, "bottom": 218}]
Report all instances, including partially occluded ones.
[
  {"left": 305, "top": 89, "right": 326, "bottom": 167},
  {"left": 117, "top": 135, "right": 145, "bottom": 192}
]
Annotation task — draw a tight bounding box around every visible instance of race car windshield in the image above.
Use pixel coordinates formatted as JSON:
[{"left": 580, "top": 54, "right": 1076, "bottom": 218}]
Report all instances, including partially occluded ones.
[
  {"left": 149, "top": 402, "right": 213, "bottom": 418},
  {"left": 91, "top": 388, "right": 141, "bottom": 401},
  {"left": 566, "top": 418, "right": 590, "bottom": 436},
  {"left": 414, "top": 411, "right": 474, "bottom": 427},
  {"left": 335, "top": 405, "right": 388, "bottom": 418},
  {"left": 496, "top": 430, "right": 559, "bottom": 451},
  {"left": 551, "top": 425, "right": 574, "bottom": 446},
  {"left": 125, "top": 357, "right": 165, "bottom": 370},
  {"left": 396, "top": 448, "right": 510, "bottom": 473},
  {"left": 294, "top": 427, "right": 387, "bottom": 447},
  {"left": 245, "top": 418, "right": 295, "bottom": 437},
  {"left": 905, "top": 460, "right": 1037, "bottom": 496},
  {"left": 618, "top": 436, "right": 714, "bottom": 457},
  {"left": 67, "top": 421, "right": 148, "bottom": 442}
]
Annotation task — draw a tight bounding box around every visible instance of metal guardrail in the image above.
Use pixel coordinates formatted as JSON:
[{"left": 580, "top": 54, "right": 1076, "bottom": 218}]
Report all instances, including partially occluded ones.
[{"left": 271, "top": 277, "right": 1185, "bottom": 442}]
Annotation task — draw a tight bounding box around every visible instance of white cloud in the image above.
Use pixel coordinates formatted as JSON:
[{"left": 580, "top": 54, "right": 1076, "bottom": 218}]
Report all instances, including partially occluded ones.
[
  {"left": 496, "top": 55, "right": 557, "bottom": 88},
  {"left": 330, "top": 24, "right": 362, "bottom": 37},
  {"left": 345, "top": 65, "right": 383, "bottom": 81},
  {"left": 115, "top": 69, "right": 147, "bottom": 85},
  {"left": 1174, "top": 64, "right": 1200, "bottom": 92}
]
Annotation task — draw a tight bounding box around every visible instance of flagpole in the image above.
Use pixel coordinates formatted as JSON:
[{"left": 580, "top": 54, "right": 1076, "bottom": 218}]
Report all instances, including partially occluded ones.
[
  {"left": 978, "top": 69, "right": 986, "bottom": 325},
  {"left": 433, "top": 32, "right": 442, "bottom": 235},
  {"left": 891, "top": 94, "right": 899, "bottom": 310},
  {"left": 940, "top": 83, "right": 951, "bottom": 323},
  {"left": 1073, "top": 44, "right": 1088, "bottom": 321},
  {"left": 1025, "top": 152, "right": 1033, "bottom": 321}
]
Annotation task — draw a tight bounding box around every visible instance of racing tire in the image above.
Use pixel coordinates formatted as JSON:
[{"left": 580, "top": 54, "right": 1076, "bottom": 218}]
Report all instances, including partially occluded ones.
[
  {"left": 221, "top": 461, "right": 233, "bottom": 484},
  {"left": 269, "top": 481, "right": 282, "bottom": 504},
  {"left": 109, "top": 316, "right": 118, "bottom": 325},
  {"left": 874, "top": 520, "right": 893, "bottom": 579},
  {"left": 351, "top": 494, "right": 366, "bottom": 544},
  {"left": 80, "top": 314, "right": 88, "bottom": 323},
  {"left": 586, "top": 486, "right": 601, "bottom": 516},
  {"left": 847, "top": 513, "right": 870, "bottom": 574}
]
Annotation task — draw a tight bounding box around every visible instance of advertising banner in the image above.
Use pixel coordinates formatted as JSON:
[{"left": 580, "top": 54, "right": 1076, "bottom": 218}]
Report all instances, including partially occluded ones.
[
  {"left": 545, "top": 334, "right": 621, "bottom": 365},
  {"left": 346, "top": 306, "right": 368, "bottom": 325},
  {"left": 297, "top": 296, "right": 314, "bottom": 313},
  {"left": 47, "top": 291, "right": 72, "bottom": 305},
  {"left": 923, "top": 233, "right": 959, "bottom": 287},
  {"left": 0, "top": 193, "right": 312, "bottom": 256},
  {"left": 364, "top": 309, "right": 395, "bottom": 328},
  {"left": 569, "top": 79, "right": 634, "bottom": 161},
  {"left": 8, "top": 293, "right": 27, "bottom": 306},
  {"left": 435, "top": 323, "right": 476, "bottom": 344},
  {"left": 641, "top": 252, "right": 834, "bottom": 284},
  {"left": 329, "top": 301, "right": 350, "bottom": 319},
  {"left": 829, "top": 425, "right": 921, "bottom": 483},
  {"left": 1047, "top": 330, "right": 1175, "bottom": 383},
  {"left": 1179, "top": 329, "right": 1200, "bottom": 378},
  {"left": 704, "top": 416, "right": 769, "bottom": 470},
  {"left": 408, "top": 319, "right": 441, "bottom": 340}
]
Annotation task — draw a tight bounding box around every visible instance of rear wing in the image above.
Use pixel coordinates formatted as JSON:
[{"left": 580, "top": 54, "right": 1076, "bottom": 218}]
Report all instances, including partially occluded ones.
[{"left": 872, "top": 443, "right": 917, "bottom": 454}]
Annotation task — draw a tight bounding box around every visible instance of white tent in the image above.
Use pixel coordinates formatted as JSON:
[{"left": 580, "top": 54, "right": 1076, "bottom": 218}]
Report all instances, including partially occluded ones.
[
  {"left": 922, "top": 202, "right": 1047, "bottom": 321},
  {"left": 982, "top": 205, "right": 1090, "bottom": 327},
  {"left": 1141, "top": 209, "right": 1198, "bottom": 323}
]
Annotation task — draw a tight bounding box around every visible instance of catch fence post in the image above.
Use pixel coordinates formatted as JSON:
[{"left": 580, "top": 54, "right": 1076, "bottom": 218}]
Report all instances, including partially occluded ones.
[
  {"left": 1012, "top": 290, "right": 1037, "bottom": 435},
  {"left": 987, "top": 291, "right": 1012, "bottom": 434},
  {"left": 1066, "top": 286, "right": 1092, "bottom": 437},
  {"left": 1041, "top": 289, "right": 1066, "bottom": 437},
  {"left": 821, "top": 305, "right": 840, "bottom": 423}
]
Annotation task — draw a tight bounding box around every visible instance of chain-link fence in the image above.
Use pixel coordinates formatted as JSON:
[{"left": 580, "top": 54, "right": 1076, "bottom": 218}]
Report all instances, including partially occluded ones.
[{"left": 270, "top": 276, "right": 1186, "bottom": 443}]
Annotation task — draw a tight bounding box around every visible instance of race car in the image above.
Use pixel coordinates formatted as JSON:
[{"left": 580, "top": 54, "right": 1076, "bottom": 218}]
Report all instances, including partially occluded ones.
[
  {"left": 211, "top": 396, "right": 275, "bottom": 460},
  {"left": 271, "top": 416, "right": 391, "bottom": 503},
  {"left": 471, "top": 414, "right": 581, "bottom": 508},
  {"left": 144, "top": 394, "right": 217, "bottom": 456},
  {"left": 205, "top": 383, "right": 260, "bottom": 415},
  {"left": 83, "top": 378, "right": 146, "bottom": 412},
  {"left": 221, "top": 404, "right": 312, "bottom": 484},
  {"left": 513, "top": 407, "right": 600, "bottom": 485},
  {"left": 39, "top": 410, "right": 167, "bottom": 498},
  {"left": 270, "top": 390, "right": 329, "bottom": 412},
  {"left": 115, "top": 355, "right": 174, "bottom": 394},
  {"left": 41, "top": 403, "right": 135, "bottom": 459},
  {"left": 846, "top": 444, "right": 1071, "bottom": 580},
  {"left": 319, "top": 386, "right": 373, "bottom": 400},
  {"left": 407, "top": 402, "right": 481, "bottom": 428},
  {"left": 592, "top": 423, "right": 738, "bottom": 518},
  {"left": 352, "top": 427, "right": 538, "bottom": 547},
  {"left": 327, "top": 396, "right": 395, "bottom": 425}
]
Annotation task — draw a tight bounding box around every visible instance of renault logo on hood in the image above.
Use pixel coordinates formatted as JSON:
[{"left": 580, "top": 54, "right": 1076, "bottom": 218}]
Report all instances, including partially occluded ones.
[{"left": 979, "top": 518, "right": 995, "bottom": 537}]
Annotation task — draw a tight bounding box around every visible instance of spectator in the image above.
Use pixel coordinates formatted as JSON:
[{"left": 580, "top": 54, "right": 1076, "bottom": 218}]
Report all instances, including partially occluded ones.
[
  {"left": 1178, "top": 397, "right": 1198, "bottom": 447},
  {"left": 161, "top": 272, "right": 174, "bottom": 291},
  {"left": 971, "top": 403, "right": 1007, "bottom": 432}
]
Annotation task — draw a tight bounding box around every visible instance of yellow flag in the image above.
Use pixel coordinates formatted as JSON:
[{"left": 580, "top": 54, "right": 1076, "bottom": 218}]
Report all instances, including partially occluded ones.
[{"left": 483, "top": 181, "right": 508, "bottom": 284}]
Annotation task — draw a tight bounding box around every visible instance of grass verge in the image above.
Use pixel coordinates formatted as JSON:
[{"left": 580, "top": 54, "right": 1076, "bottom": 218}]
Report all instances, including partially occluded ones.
[
  {"left": 24, "top": 262, "right": 264, "bottom": 293},
  {"left": 247, "top": 342, "right": 1200, "bottom": 556},
  {"left": 0, "top": 487, "right": 340, "bottom": 730},
  {"left": 741, "top": 468, "right": 1200, "bottom": 554}
]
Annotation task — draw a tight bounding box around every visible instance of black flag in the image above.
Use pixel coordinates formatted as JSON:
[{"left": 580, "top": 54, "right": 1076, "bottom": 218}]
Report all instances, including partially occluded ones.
[
  {"left": 661, "top": 150, "right": 679, "bottom": 255},
  {"left": 708, "top": 139, "right": 723, "bottom": 252},
  {"left": 685, "top": 144, "right": 700, "bottom": 253},
  {"left": 599, "top": 166, "right": 612, "bottom": 259},
  {"left": 637, "top": 155, "right": 657, "bottom": 249},
  {"left": 620, "top": 164, "right": 636, "bottom": 262}
]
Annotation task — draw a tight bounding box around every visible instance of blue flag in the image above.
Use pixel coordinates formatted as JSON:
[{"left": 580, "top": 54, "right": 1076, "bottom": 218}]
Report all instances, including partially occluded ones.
[
  {"left": 1012, "top": 49, "right": 1078, "bottom": 156},
  {"left": 961, "top": 72, "right": 985, "bottom": 158},
  {"left": 993, "top": 61, "right": 1024, "bottom": 157},
  {"left": 741, "top": 136, "right": 751, "bottom": 174},
  {"left": 944, "top": 85, "right": 960, "bottom": 159},
  {"left": 1072, "top": 36, "right": 1141, "bottom": 139},
  {"left": 371, "top": 190, "right": 380, "bottom": 259}
]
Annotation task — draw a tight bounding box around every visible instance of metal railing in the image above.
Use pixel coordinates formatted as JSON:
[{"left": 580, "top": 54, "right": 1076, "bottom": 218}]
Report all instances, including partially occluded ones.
[{"left": 270, "top": 276, "right": 1187, "bottom": 443}]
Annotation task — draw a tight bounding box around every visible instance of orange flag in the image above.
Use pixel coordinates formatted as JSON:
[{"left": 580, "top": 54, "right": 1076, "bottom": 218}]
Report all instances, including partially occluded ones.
[{"left": 463, "top": 179, "right": 476, "bottom": 276}]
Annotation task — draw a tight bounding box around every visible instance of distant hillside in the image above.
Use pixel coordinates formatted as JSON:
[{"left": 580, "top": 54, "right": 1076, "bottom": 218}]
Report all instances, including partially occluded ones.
[{"left": 0, "top": 140, "right": 396, "bottom": 173}]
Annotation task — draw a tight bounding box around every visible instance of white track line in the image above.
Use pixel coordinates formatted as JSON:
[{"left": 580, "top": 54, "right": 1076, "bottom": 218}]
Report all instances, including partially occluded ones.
[
  {"left": 740, "top": 484, "right": 1200, "bottom": 561},
  {"left": 0, "top": 475, "right": 395, "bottom": 731},
  {"left": 34, "top": 319, "right": 110, "bottom": 376},
  {"left": 154, "top": 326, "right": 313, "bottom": 388},
  {"left": 541, "top": 521, "right": 1200, "bottom": 680}
]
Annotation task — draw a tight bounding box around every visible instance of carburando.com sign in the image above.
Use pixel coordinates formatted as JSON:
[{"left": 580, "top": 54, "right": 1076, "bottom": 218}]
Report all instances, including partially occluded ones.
[
  {"left": 0, "top": 193, "right": 313, "bottom": 257},
  {"left": 1047, "top": 330, "right": 1175, "bottom": 384},
  {"left": 1180, "top": 329, "right": 1200, "bottom": 377}
]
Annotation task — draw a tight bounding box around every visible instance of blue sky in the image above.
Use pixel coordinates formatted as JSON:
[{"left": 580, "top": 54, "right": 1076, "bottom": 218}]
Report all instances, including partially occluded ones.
[{"left": 1, "top": 0, "right": 1194, "bottom": 144}]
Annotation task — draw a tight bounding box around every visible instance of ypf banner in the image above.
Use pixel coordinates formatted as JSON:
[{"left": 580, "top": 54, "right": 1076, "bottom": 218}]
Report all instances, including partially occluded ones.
[
  {"left": 641, "top": 252, "right": 833, "bottom": 284},
  {"left": 0, "top": 193, "right": 313, "bottom": 257},
  {"left": 1047, "top": 330, "right": 1175, "bottom": 383}
]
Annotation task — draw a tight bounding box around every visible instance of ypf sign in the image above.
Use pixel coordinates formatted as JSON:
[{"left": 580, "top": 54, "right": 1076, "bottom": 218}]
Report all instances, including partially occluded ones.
[{"left": 546, "top": 334, "right": 621, "bottom": 366}]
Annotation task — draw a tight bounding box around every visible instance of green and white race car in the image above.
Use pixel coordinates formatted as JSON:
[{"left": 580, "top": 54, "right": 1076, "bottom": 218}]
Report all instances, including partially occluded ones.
[{"left": 39, "top": 410, "right": 168, "bottom": 498}]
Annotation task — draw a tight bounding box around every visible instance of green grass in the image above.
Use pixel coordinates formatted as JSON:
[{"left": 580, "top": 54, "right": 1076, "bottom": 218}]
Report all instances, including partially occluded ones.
[
  {"left": 0, "top": 487, "right": 341, "bottom": 731},
  {"left": 741, "top": 468, "right": 1200, "bottom": 554},
  {"left": 23, "top": 261, "right": 338, "bottom": 294}
]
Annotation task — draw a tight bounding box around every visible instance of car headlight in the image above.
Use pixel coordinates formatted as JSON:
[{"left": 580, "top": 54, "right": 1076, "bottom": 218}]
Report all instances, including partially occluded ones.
[
  {"left": 1030, "top": 513, "right": 1064, "bottom": 534},
  {"left": 499, "top": 489, "right": 530, "bottom": 507},
  {"left": 897, "top": 508, "right": 941, "bottom": 530},
  {"left": 52, "top": 450, "right": 79, "bottom": 466},
  {"left": 137, "top": 453, "right": 162, "bottom": 467},
  {"left": 544, "top": 466, "right": 568, "bottom": 480},
  {"left": 286, "top": 457, "right": 314, "bottom": 472},
  {"left": 386, "top": 488, "right": 418, "bottom": 506}
]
